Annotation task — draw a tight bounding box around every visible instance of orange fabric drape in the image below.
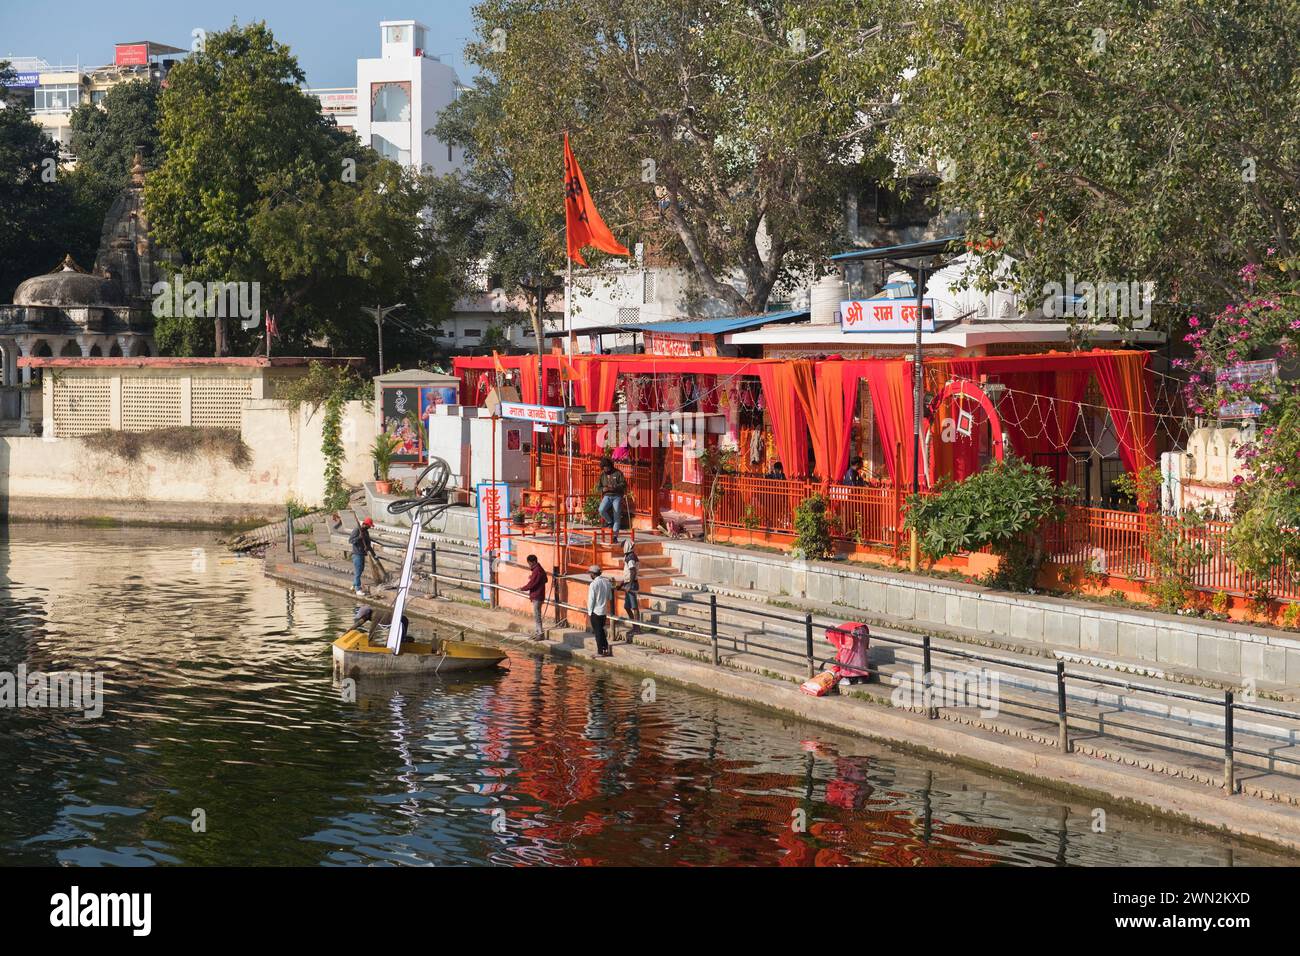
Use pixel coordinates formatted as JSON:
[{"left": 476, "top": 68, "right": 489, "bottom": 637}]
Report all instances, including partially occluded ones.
[
  {"left": 857, "top": 360, "right": 915, "bottom": 488},
  {"left": 811, "top": 361, "right": 860, "bottom": 484},
  {"left": 758, "top": 363, "right": 812, "bottom": 478}
]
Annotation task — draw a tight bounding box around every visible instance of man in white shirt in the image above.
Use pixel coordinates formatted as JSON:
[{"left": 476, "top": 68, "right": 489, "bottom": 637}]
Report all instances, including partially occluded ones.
[{"left": 586, "top": 564, "right": 615, "bottom": 657}]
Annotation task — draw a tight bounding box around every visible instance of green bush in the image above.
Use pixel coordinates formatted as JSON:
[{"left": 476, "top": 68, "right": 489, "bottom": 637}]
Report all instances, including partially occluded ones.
[
  {"left": 905, "top": 456, "right": 1067, "bottom": 591},
  {"left": 794, "top": 494, "right": 833, "bottom": 561}
]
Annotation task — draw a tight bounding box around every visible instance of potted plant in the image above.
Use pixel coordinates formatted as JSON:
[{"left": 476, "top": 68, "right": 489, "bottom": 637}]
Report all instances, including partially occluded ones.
[{"left": 370, "top": 433, "right": 399, "bottom": 494}]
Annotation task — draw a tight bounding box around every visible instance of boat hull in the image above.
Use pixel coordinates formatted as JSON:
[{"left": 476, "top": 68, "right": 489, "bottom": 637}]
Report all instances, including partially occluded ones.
[{"left": 332, "top": 629, "right": 507, "bottom": 679}]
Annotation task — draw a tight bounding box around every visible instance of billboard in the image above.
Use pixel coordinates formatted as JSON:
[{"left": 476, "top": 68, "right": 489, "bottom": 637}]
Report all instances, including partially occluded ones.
[{"left": 115, "top": 43, "right": 150, "bottom": 66}]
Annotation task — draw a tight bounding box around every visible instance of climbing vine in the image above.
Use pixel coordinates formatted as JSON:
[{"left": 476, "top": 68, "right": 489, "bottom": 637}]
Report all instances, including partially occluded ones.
[{"left": 280, "top": 362, "right": 369, "bottom": 510}]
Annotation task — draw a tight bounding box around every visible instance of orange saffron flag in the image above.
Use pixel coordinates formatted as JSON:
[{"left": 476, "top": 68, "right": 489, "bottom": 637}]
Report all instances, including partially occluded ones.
[
  {"left": 564, "top": 132, "right": 630, "bottom": 266},
  {"left": 492, "top": 350, "right": 507, "bottom": 374}
]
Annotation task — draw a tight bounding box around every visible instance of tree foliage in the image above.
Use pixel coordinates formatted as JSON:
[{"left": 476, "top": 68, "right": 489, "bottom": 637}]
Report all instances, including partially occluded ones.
[
  {"left": 0, "top": 62, "right": 99, "bottom": 301},
  {"left": 462, "top": 0, "right": 895, "bottom": 313},
  {"left": 887, "top": 0, "right": 1300, "bottom": 321},
  {"left": 145, "top": 22, "right": 452, "bottom": 359},
  {"left": 67, "top": 78, "right": 161, "bottom": 215},
  {"left": 1183, "top": 252, "right": 1300, "bottom": 582}
]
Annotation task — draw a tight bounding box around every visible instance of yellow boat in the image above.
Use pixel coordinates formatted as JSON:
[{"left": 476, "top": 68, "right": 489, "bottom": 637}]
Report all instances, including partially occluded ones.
[
  {"left": 335, "top": 465, "right": 507, "bottom": 679},
  {"left": 332, "top": 628, "right": 507, "bottom": 679}
]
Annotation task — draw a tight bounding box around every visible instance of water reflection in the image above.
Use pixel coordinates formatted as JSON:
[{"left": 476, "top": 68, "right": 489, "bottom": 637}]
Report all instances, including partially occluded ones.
[{"left": 0, "top": 525, "right": 1285, "bottom": 867}]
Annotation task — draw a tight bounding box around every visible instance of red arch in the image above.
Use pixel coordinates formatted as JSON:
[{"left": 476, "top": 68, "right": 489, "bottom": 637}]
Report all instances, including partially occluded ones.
[{"left": 920, "top": 379, "right": 1005, "bottom": 487}]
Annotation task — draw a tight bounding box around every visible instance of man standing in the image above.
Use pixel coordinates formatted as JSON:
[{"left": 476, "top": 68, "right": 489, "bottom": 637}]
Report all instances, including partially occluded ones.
[
  {"left": 349, "top": 517, "right": 375, "bottom": 595},
  {"left": 524, "top": 554, "right": 549, "bottom": 641},
  {"left": 596, "top": 457, "right": 628, "bottom": 544},
  {"left": 617, "top": 546, "right": 641, "bottom": 642},
  {"left": 586, "top": 564, "right": 615, "bottom": 657}
]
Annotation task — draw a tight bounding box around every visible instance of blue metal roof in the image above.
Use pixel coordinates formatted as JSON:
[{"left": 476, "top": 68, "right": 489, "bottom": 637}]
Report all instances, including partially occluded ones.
[
  {"left": 630, "top": 310, "right": 809, "bottom": 335},
  {"left": 830, "top": 236, "right": 964, "bottom": 263}
]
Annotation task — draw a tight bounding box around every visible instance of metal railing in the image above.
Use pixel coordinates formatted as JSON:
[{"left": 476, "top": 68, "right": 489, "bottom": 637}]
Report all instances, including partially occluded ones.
[{"left": 304, "top": 526, "right": 1300, "bottom": 797}]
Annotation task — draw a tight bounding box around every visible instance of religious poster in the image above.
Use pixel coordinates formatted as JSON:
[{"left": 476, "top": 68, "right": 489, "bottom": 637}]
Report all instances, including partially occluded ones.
[{"left": 381, "top": 386, "right": 423, "bottom": 463}]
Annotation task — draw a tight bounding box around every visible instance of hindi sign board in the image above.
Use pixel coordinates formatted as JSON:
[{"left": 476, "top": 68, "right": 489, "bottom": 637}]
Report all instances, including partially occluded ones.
[
  {"left": 475, "top": 481, "right": 512, "bottom": 600},
  {"left": 498, "top": 401, "right": 566, "bottom": 426},
  {"left": 840, "top": 298, "right": 936, "bottom": 333}
]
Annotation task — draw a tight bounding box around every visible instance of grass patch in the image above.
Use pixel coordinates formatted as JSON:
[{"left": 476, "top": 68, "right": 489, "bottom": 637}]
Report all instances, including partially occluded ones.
[{"left": 82, "top": 427, "right": 253, "bottom": 468}]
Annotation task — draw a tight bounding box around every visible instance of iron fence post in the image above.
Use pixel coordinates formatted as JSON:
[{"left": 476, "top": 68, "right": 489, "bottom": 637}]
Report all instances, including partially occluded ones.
[
  {"left": 1224, "top": 690, "right": 1235, "bottom": 795},
  {"left": 1056, "top": 661, "right": 1070, "bottom": 752},
  {"left": 553, "top": 564, "right": 567, "bottom": 627},
  {"left": 805, "top": 613, "right": 815, "bottom": 678},
  {"left": 286, "top": 505, "right": 295, "bottom": 563},
  {"left": 710, "top": 594, "right": 719, "bottom": 666},
  {"left": 429, "top": 539, "right": 438, "bottom": 598},
  {"left": 923, "top": 634, "right": 936, "bottom": 718}
]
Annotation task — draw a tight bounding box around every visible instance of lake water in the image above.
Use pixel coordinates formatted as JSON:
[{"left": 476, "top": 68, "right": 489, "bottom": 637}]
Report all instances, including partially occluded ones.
[{"left": 0, "top": 524, "right": 1288, "bottom": 866}]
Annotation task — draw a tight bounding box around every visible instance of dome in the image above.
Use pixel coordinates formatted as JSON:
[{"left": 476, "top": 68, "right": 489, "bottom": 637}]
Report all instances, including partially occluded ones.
[{"left": 13, "top": 255, "right": 124, "bottom": 308}]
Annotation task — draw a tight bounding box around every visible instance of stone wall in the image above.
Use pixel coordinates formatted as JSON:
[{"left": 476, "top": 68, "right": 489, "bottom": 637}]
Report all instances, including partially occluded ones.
[
  {"left": 661, "top": 540, "right": 1300, "bottom": 688},
  {"left": 0, "top": 399, "right": 376, "bottom": 525}
]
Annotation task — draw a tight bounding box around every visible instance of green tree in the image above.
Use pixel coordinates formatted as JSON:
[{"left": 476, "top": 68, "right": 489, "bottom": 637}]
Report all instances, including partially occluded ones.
[
  {"left": 67, "top": 78, "right": 161, "bottom": 215},
  {"left": 878, "top": 0, "right": 1300, "bottom": 322},
  {"left": 462, "top": 0, "right": 894, "bottom": 313},
  {"left": 0, "top": 62, "right": 98, "bottom": 301},
  {"left": 428, "top": 73, "right": 556, "bottom": 351},
  {"left": 145, "top": 22, "right": 452, "bottom": 359}
]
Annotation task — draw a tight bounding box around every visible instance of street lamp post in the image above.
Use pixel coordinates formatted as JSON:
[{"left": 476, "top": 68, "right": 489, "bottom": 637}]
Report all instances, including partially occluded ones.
[{"left": 360, "top": 303, "right": 405, "bottom": 375}]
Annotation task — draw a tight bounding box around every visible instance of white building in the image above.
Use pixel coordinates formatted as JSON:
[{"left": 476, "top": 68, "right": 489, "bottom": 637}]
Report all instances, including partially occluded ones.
[{"left": 351, "top": 19, "right": 464, "bottom": 176}]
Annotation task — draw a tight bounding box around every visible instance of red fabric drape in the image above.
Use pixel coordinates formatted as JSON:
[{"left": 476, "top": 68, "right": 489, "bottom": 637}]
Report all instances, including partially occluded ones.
[
  {"left": 1092, "top": 351, "right": 1155, "bottom": 477},
  {"left": 857, "top": 360, "right": 915, "bottom": 488},
  {"left": 519, "top": 358, "right": 540, "bottom": 406},
  {"left": 758, "top": 364, "right": 812, "bottom": 478}
]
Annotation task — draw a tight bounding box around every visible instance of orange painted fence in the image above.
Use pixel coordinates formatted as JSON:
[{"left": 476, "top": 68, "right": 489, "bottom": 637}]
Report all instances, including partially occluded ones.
[{"left": 530, "top": 453, "right": 1299, "bottom": 603}]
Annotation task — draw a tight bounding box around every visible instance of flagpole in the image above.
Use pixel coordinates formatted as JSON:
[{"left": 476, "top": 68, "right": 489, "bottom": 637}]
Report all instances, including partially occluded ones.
[{"left": 565, "top": 255, "right": 574, "bottom": 553}]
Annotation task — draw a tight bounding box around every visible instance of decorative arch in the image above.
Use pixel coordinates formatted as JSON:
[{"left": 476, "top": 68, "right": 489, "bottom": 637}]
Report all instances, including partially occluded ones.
[{"left": 920, "top": 379, "right": 1006, "bottom": 488}]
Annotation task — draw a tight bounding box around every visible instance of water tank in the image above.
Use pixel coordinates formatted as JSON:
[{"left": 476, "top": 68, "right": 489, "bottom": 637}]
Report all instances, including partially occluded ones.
[{"left": 810, "top": 273, "right": 847, "bottom": 325}]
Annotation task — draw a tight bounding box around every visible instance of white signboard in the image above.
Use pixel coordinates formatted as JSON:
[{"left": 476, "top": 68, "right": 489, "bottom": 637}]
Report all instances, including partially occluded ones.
[
  {"left": 498, "top": 401, "right": 566, "bottom": 426},
  {"left": 840, "top": 298, "right": 936, "bottom": 333}
]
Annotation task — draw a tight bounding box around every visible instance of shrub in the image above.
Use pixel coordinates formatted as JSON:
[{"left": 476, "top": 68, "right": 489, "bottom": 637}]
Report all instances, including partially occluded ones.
[
  {"left": 793, "top": 494, "right": 833, "bottom": 561},
  {"left": 905, "top": 456, "right": 1067, "bottom": 592},
  {"left": 82, "top": 427, "right": 252, "bottom": 468},
  {"left": 1145, "top": 512, "right": 1210, "bottom": 613}
]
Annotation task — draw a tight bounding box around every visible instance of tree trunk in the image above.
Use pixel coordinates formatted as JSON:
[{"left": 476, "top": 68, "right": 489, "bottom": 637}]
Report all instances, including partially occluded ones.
[{"left": 214, "top": 316, "right": 229, "bottom": 357}]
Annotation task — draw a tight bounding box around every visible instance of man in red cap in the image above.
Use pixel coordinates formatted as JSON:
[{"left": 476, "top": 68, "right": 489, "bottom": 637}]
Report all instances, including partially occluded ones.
[{"left": 349, "top": 517, "right": 376, "bottom": 595}]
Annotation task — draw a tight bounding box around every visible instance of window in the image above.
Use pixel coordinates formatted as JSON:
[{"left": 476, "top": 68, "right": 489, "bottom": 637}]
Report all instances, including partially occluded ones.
[
  {"left": 35, "top": 84, "right": 79, "bottom": 113},
  {"left": 90, "top": 89, "right": 107, "bottom": 107},
  {"left": 371, "top": 81, "right": 411, "bottom": 122},
  {"left": 414, "top": 27, "right": 427, "bottom": 52},
  {"left": 618, "top": 307, "right": 641, "bottom": 325},
  {"left": 463, "top": 328, "right": 482, "bottom": 338},
  {"left": 371, "top": 134, "right": 410, "bottom": 166},
  {"left": 447, "top": 143, "right": 453, "bottom": 163}
]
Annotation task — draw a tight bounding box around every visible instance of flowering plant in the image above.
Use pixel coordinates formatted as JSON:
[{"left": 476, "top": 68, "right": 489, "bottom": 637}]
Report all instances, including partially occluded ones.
[{"left": 1182, "top": 251, "right": 1300, "bottom": 578}]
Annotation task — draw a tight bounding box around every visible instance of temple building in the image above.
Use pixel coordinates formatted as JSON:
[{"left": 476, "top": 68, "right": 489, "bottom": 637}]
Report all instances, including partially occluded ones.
[{"left": 0, "top": 150, "right": 158, "bottom": 433}]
